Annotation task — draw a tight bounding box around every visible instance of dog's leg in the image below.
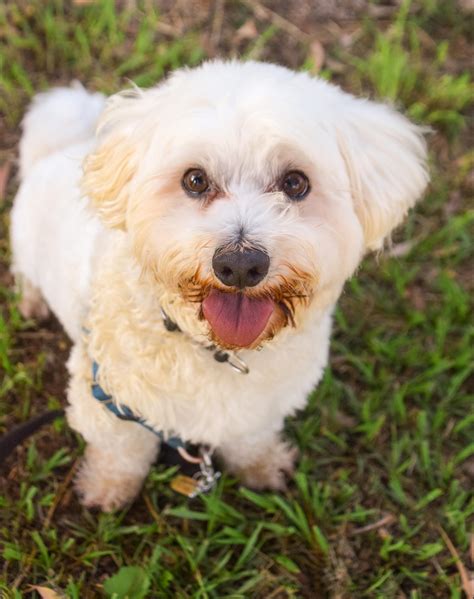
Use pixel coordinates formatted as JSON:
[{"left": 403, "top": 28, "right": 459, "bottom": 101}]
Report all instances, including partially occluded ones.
[
  {"left": 218, "top": 433, "right": 299, "bottom": 491},
  {"left": 16, "top": 276, "right": 50, "bottom": 321},
  {"left": 67, "top": 346, "right": 160, "bottom": 512},
  {"left": 74, "top": 435, "right": 159, "bottom": 512}
]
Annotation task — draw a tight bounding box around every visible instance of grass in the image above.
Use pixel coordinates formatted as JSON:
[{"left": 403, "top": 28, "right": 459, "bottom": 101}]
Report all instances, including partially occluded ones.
[{"left": 0, "top": 0, "right": 472, "bottom": 597}]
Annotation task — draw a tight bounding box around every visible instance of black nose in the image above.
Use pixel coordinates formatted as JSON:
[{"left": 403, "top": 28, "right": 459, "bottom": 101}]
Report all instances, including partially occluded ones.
[{"left": 212, "top": 248, "right": 270, "bottom": 289}]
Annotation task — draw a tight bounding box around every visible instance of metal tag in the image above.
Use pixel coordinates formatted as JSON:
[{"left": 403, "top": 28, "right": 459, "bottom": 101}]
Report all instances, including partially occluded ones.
[
  {"left": 170, "top": 446, "right": 221, "bottom": 498},
  {"left": 170, "top": 475, "right": 201, "bottom": 498}
]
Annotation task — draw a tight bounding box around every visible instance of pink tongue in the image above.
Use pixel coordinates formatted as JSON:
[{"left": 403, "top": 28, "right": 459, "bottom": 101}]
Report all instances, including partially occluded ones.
[{"left": 202, "top": 290, "right": 274, "bottom": 348}]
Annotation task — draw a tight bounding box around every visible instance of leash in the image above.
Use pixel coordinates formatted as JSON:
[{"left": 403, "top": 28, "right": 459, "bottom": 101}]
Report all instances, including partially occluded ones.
[
  {"left": 0, "top": 408, "right": 218, "bottom": 496},
  {"left": 0, "top": 409, "right": 64, "bottom": 464},
  {"left": 0, "top": 309, "right": 242, "bottom": 496}
]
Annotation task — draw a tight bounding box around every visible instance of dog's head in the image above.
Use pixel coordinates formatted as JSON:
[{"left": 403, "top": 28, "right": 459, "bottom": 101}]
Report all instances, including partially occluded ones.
[{"left": 82, "top": 61, "right": 428, "bottom": 349}]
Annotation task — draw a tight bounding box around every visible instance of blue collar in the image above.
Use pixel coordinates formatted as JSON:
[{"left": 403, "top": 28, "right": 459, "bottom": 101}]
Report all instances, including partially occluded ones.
[{"left": 91, "top": 361, "right": 185, "bottom": 450}]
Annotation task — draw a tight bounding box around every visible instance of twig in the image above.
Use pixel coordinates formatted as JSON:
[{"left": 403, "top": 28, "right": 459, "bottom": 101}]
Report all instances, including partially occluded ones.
[
  {"left": 143, "top": 492, "right": 165, "bottom": 533},
  {"left": 367, "top": 4, "right": 399, "bottom": 18},
  {"left": 42, "top": 458, "right": 79, "bottom": 531},
  {"left": 16, "top": 330, "right": 63, "bottom": 339},
  {"left": 266, "top": 586, "right": 291, "bottom": 599},
  {"left": 437, "top": 525, "right": 473, "bottom": 598},
  {"left": 471, "top": 533, "right": 473, "bottom": 574},
  {"left": 350, "top": 514, "right": 396, "bottom": 536},
  {"left": 154, "top": 21, "right": 182, "bottom": 38},
  {"left": 241, "top": 0, "right": 310, "bottom": 43},
  {"left": 210, "top": 0, "right": 225, "bottom": 50},
  {"left": 0, "top": 160, "right": 12, "bottom": 203},
  {"left": 12, "top": 548, "right": 37, "bottom": 590}
]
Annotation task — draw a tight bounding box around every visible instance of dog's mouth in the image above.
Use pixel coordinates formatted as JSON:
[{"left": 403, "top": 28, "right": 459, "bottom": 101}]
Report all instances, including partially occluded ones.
[
  {"left": 179, "top": 266, "right": 315, "bottom": 349},
  {"left": 202, "top": 289, "right": 275, "bottom": 348}
]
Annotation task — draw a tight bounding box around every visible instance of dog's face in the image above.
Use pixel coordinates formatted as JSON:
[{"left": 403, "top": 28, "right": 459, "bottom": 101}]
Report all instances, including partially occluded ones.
[{"left": 83, "top": 61, "right": 428, "bottom": 349}]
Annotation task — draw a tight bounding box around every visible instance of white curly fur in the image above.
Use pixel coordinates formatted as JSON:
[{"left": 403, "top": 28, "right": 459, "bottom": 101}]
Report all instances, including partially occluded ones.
[{"left": 10, "top": 61, "right": 428, "bottom": 511}]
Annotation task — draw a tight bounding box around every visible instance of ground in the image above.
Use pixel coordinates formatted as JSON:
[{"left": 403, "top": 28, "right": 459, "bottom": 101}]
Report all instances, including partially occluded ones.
[{"left": 0, "top": 1, "right": 473, "bottom": 598}]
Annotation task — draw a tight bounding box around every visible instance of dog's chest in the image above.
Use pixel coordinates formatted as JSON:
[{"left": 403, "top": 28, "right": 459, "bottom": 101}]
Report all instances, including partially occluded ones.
[{"left": 88, "top": 311, "right": 331, "bottom": 447}]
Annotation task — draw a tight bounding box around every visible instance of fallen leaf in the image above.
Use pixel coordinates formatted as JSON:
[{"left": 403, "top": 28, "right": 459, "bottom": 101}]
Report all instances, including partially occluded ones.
[
  {"left": 235, "top": 19, "right": 258, "bottom": 42},
  {"left": 387, "top": 239, "right": 416, "bottom": 258},
  {"left": 28, "top": 586, "right": 65, "bottom": 599}
]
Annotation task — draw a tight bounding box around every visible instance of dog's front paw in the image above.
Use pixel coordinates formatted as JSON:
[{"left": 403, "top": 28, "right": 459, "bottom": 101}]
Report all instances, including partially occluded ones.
[
  {"left": 75, "top": 448, "right": 144, "bottom": 512},
  {"left": 231, "top": 441, "right": 299, "bottom": 491}
]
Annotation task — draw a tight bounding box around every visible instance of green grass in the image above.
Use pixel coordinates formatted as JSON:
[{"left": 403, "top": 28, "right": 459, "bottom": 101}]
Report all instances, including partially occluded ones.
[
  {"left": 351, "top": 1, "right": 473, "bottom": 137},
  {"left": 0, "top": 1, "right": 472, "bottom": 597}
]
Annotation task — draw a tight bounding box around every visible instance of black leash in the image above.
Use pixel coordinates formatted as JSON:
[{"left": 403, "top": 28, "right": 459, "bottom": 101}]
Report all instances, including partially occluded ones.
[
  {"left": 0, "top": 409, "right": 210, "bottom": 482},
  {"left": 0, "top": 409, "right": 64, "bottom": 465}
]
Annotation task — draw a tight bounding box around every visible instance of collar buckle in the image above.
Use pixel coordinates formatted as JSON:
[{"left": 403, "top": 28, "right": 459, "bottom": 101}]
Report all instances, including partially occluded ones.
[{"left": 225, "top": 351, "right": 250, "bottom": 375}]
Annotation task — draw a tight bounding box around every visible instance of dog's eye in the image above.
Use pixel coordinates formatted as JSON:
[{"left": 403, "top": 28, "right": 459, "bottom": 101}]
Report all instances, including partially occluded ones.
[
  {"left": 280, "top": 171, "right": 310, "bottom": 201},
  {"left": 182, "top": 168, "right": 210, "bottom": 197}
]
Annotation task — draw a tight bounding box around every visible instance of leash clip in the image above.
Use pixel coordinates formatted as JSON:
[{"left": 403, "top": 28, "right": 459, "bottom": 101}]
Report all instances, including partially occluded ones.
[
  {"left": 170, "top": 445, "right": 221, "bottom": 498},
  {"left": 193, "top": 446, "right": 221, "bottom": 496}
]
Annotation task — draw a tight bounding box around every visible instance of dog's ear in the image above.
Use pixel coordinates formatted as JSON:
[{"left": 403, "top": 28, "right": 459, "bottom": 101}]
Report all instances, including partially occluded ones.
[
  {"left": 82, "top": 88, "right": 154, "bottom": 230},
  {"left": 337, "top": 98, "right": 429, "bottom": 250}
]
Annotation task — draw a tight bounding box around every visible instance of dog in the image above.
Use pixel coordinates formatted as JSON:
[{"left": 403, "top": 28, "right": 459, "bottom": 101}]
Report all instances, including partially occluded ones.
[{"left": 10, "top": 61, "right": 428, "bottom": 511}]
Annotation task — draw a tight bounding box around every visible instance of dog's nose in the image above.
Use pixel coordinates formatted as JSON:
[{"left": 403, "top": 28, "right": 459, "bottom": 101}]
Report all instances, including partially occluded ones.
[{"left": 212, "top": 248, "right": 270, "bottom": 289}]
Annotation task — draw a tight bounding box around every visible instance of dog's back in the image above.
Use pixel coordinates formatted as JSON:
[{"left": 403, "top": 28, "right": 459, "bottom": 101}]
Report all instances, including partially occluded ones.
[{"left": 11, "top": 84, "right": 107, "bottom": 340}]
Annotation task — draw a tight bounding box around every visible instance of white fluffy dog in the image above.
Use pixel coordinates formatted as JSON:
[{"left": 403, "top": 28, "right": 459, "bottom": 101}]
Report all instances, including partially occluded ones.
[{"left": 10, "top": 61, "right": 428, "bottom": 511}]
